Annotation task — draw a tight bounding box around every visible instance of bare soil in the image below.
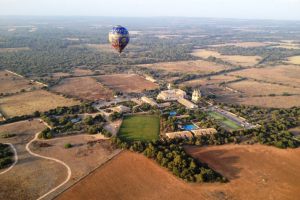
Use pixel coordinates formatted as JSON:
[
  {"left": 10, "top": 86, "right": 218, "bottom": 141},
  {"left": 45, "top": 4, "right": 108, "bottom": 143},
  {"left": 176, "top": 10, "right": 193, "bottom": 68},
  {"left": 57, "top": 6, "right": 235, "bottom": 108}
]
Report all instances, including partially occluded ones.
[
  {"left": 58, "top": 145, "right": 300, "bottom": 200},
  {"left": 0, "top": 120, "right": 66, "bottom": 200},
  {"left": 96, "top": 74, "right": 158, "bottom": 93},
  {"left": 51, "top": 77, "right": 114, "bottom": 101}
]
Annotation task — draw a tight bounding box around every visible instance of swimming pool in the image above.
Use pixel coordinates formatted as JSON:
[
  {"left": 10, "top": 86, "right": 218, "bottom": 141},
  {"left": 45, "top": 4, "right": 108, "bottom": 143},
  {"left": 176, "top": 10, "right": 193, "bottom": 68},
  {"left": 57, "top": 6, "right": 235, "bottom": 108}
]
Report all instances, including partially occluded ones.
[
  {"left": 183, "top": 124, "right": 197, "bottom": 131},
  {"left": 169, "top": 111, "right": 177, "bottom": 116}
]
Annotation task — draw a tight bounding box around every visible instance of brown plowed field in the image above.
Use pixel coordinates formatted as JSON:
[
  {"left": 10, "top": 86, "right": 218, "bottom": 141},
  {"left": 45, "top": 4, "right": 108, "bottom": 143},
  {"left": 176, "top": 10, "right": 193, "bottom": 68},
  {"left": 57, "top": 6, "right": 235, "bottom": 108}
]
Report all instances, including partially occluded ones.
[
  {"left": 58, "top": 145, "right": 300, "bottom": 200},
  {"left": 96, "top": 74, "right": 158, "bottom": 93},
  {"left": 51, "top": 77, "right": 114, "bottom": 101}
]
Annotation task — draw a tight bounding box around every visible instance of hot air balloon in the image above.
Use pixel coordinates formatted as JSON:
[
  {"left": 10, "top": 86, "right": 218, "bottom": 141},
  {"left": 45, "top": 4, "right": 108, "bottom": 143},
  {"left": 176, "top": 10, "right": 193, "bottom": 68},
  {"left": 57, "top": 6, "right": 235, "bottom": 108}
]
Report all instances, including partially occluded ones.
[{"left": 108, "top": 25, "right": 130, "bottom": 54}]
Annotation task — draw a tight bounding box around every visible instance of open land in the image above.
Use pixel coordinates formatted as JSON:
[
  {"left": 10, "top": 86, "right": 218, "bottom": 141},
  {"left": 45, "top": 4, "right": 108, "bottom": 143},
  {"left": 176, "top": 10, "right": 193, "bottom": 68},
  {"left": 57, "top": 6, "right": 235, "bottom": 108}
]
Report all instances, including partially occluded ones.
[
  {"left": 0, "top": 90, "right": 79, "bottom": 118},
  {"left": 180, "top": 75, "right": 239, "bottom": 87},
  {"left": 232, "top": 95, "right": 300, "bottom": 108},
  {"left": 139, "top": 60, "right": 231, "bottom": 73},
  {"left": 191, "top": 49, "right": 262, "bottom": 67},
  {"left": 287, "top": 56, "right": 300, "bottom": 65},
  {"left": 71, "top": 68, "right": 95, "bottom": 76},
  {"left": 118, "top": 115, "right": 160, "bottom": 142},
  {"left": 31, "top": 134, "right": 121, "bottom": 199},
  {"left": 227, "top": 80, "right": 300, "bottom": 96},
  {"left": 210, "top": 42, "right": 269, "bottom": 48},
  {"left": 96, "top": 74, "right": 159, "bottom": 93},
  {"left": 51, "top": 77, "right": 114, "bottom": 101},
  {"left": 0, "top": 47, "right": 30, "bottom": 52},
  {"left": 229, "top": 65, "right": 300, "bottom": 87},
  {"left": 0, "top": 70, "right": 42, "bottom": 94},
  {"left": 0, "top": 120, "right": 66, "bottom": 200},
  {"left": 58, "top": 145, "right": 300, "bottom": 200}
]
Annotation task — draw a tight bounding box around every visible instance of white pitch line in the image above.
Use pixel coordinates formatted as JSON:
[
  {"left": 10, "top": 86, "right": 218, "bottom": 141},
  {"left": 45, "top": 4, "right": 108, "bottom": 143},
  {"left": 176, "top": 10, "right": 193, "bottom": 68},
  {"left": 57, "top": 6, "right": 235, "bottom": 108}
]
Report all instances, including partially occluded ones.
[
  {"left": 25, "top": 132, "right": 72, "bottom": 200},
  {"left": 0, "top": 143, "right": 18, "bottom": 175}
]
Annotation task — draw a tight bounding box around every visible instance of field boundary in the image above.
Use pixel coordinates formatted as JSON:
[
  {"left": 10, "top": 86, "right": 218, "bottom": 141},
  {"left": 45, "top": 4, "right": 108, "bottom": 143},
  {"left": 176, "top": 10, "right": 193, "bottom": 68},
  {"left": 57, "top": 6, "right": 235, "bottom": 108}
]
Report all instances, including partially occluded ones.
[
  {"left": 52, "top": 149, "right": 123, "bottom": 200},
  {"left": 0, "top": 143, "right": 18, "bottom": 175}
]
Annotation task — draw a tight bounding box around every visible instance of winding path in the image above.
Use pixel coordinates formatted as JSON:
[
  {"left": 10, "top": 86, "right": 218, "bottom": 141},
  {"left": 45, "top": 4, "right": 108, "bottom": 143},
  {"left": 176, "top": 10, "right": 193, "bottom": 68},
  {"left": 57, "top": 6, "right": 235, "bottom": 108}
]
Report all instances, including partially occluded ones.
[
  {"left": 0, "top": 143, "right": 18, "bottom": 175},
  {"left": 25, "top": 132, "right": 72, "bottom": 200}
]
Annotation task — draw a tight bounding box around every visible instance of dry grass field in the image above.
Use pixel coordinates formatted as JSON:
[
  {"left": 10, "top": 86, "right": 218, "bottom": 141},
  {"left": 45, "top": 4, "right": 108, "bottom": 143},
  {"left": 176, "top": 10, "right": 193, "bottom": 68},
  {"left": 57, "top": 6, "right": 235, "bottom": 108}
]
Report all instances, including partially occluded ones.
[
  {"left": 229, "top": 65, "right": 300, "bottom": 87},
  {"left": 287, "top": 56, "right": 300, "bottom": 65},
  {"left": 51, "top": 77, "right": 114, "bottom": 101},
  {"left": 181, "top": 75, "right": 239, "bottom": 87},
  {"left": 58, "top": 145, "right": 300, "bottom": 200},
  {"left": 0, "top": 120, "right": 66, "bottom": 200},
  {"left": 234, "top": 95, "right": 300, "bottom": 108},
  {"left": 139, "top": 60, "right": 230, "bottom": 73},
  {"left": 191, "top": 49, "right": 261, "bottom": 66},
  {"left": 210, "top": 42, "right": 268, "bottom": 48},
  {"left": 185, "top": 145, "right": 300, "bottom": 200},
  {"left": 0, "top": 70, "right": 42, "bottom": 94},
  {"left": 72, "top": 68, "right": 95, "bottom": 76},
  {"left": 57, "top": 151, "right": 209, "bottom": 200},
  {"left": 96, "top": 74, "right": 159, "bottom": 93},
  {"left": 0, "top": 90, "right": 79, "bottom": 118},
  {"left": 0, "top": 47, "right": 30, "bottom": 52},
  {"left": 31, "top": 134, "right": 121, "bottom": 199},
  {"left": 227, "top": 80, "right": 300, "bottom": 96}
]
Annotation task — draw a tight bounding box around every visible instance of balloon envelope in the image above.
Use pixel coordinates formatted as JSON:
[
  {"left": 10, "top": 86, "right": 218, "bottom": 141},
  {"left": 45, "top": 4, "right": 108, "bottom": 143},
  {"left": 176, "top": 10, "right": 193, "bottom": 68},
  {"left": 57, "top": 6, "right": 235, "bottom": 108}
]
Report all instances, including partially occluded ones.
[{"left": 108, "top": 25, "right": 130, "bottom": 53}]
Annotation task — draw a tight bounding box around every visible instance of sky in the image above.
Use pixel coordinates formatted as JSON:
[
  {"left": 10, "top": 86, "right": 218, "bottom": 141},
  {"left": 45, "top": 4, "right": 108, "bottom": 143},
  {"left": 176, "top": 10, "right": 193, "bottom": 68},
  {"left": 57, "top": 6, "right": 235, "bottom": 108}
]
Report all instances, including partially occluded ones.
[{"left": 1, "top": 0, "right": 300, "bottom": 20}]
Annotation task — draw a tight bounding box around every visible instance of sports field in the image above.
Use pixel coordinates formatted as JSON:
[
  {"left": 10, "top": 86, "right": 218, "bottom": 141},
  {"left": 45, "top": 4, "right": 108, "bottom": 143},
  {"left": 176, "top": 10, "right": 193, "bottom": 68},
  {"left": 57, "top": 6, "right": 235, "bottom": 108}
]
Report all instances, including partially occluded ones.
[
  {"left": 118, "top": 115, "right": 160, "bottom": 142},
  {"left": 208, "top": 111, "right": 241, "bottom": 130}
]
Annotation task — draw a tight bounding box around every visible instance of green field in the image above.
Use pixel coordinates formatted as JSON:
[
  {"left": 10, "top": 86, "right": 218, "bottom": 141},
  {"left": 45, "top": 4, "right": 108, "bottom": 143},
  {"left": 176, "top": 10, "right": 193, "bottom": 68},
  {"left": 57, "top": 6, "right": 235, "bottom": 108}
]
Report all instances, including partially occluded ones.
[
  {"left": 208, "top": 111, "right": 241, "bottom": 130},
  {"left": 118, "top": 115, "right": 160, "bottom": 142}
]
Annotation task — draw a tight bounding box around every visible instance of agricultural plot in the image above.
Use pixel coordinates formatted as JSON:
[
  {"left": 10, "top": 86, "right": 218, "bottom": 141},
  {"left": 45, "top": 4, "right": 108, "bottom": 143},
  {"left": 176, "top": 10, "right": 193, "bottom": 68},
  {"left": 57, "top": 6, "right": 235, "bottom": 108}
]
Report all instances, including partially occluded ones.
[
  {"left": 72, "top": 68, "right": 95, "bottom": 76},
  {"left": 51, "top": 77, "right": 114, "bottom": 101},
  {"left": 139, "top": 60, "right": 231, "bottom": 73},
  {"left": 234, "top": 95, "right": 300, "bottom": 108},
  {"left": 185, "top": 145, "right": 300, "bottom": 200},
  {"left": 181, "top": 75, "right": 239, "bottom": 87},
  {"left": 208, "top": 111, "right": 242, "bottom": 131},
  {"left": 0, "top": 70, "right": 42, "bottom": 95},
  {"left": 229, "top": 65, "right": 300, "bottom": 87},
  {"left": 0, "top": 120, "right": 66, "bottom": 200},
  {"left": 287, "top": 56, "right": 300, "bottom": 65},
  {"left": 0, "top": 47, "right": 30, "bottom": 52},
  {"left": 227, "top": 80, "right": 300, "bottom": 96},
  {"left": 191, "top": 49, "right": 262, "bottom": 67},
  {"left": 31, "top": 134, "right": 121, "bottom": 199},
  {"left": 58, "top": 145, "right": 300, "bottom": 200},
  {"left": 0, "top": 90, "right": 79, "bottom": 118},
  {"left": 96, "top": 74, "right": 158, "bottom": 93},
  {"left": 210, "top": 42, "right": 269, "bottom": 48},
  {"left": 118, "top": 115, "right": 160, "bottom": 142}
]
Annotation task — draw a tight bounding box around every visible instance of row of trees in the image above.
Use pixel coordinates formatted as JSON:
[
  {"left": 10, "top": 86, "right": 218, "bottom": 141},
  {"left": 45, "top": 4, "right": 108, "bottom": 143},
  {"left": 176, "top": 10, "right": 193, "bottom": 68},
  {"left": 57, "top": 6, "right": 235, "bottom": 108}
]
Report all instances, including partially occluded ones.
[
  {"left": 0, "top": 143, "right": 13, "bottom": 169},
  {"left": 111, "top": 137, "right": 227, "bottom": 183}
]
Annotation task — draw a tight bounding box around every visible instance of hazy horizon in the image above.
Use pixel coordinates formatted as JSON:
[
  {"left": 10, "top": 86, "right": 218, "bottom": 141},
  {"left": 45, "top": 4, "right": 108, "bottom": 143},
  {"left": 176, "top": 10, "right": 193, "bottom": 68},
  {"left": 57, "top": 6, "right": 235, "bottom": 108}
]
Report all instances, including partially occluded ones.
[{"left": 1, "top": 0, "right": 300, "bottom": 21}]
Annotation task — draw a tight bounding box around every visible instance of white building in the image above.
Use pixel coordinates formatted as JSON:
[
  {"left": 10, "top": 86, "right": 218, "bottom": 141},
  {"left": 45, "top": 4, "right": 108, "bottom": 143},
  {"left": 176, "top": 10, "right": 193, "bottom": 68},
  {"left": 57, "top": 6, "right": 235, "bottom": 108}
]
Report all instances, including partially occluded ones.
[
  {"left": 177, "top": 98, "right": 198, "bottom": 109},
  {"left": 141, "top": 96, "right": 158, "bottom": 107},
  {"left": 111, "top": 105, "right": 131, "bottom": 113},
  {"left": 157, "top": 89, "right": 186, "bottom": 101},
  {"left": 192, "top": 89, "right": 202, "bottom": 103}
]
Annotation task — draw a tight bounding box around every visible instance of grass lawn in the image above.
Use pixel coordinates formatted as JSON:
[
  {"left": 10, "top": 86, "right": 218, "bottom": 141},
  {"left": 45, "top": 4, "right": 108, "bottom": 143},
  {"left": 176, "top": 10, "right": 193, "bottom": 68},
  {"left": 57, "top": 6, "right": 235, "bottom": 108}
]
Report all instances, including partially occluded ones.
[
  {"left": 208, "top": 111, "right": 241, "bottom": 130},
  {"left": 118, "top": 115, "right": 160, "bottom": 142}
]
